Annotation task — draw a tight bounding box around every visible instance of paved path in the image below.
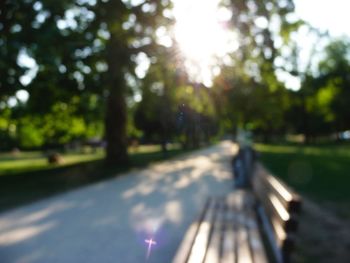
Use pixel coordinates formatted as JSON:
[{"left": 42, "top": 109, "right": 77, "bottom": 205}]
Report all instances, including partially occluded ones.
[{"left": 0, "top": 141, "right": 237, "bottom": 263}]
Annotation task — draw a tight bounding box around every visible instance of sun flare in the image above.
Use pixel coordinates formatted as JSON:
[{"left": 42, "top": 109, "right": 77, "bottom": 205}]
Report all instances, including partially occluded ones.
[{"left": 173, "top": 0, "right": 238, "bottom": 86}]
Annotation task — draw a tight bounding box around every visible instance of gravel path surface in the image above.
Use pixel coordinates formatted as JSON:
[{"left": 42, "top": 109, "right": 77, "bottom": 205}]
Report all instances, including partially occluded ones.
[{"left": 0, "top": 141, "right": 236, "bottom": 263}]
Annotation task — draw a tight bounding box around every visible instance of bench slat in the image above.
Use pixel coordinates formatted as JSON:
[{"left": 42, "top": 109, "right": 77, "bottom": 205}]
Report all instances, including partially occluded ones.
[
  {"left": 235, "top": 192, "right": 254, "bottom": 263},
  {"left": 252, "top": 162, "right": 301, "bottom": 263},
  {"left": 254, "top": 178, "right": 296, "bottom": 251},
  {"left": 254, "top": 178, "right": 299, "bottom": 232},
  {"left": 187, "top": 198, "right": 216, "bottom": 263},
  {"left": 258, "top": 205, "right": 284, "bottom": 263},
  {"left": 221, "top": 203, "right": 236, "bottom": 263},
  {"left": 172, "top": 199, "right": 211, "bottom": 263},
  {"left": 172, "top": 222, "right": 201, "bottom": 263},
  {"left": 253, "top": 164, "right": 301, "bottom": 234},
  {"left": 173, "top": 165, "right": 298, "bottom": 263},
  {"left": 254, "top": 163, "right": 301, "bottom": 213},
  {"left": 244, "top": 195, "right": 268, "bottom": 263},
  {"left": 204, "top": 198, "right": 224, "bottom": 263}
]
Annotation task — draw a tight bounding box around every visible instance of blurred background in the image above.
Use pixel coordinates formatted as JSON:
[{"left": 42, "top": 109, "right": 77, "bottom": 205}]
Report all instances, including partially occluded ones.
[{"left": 1, "top": 0, "right": 350, "bottom": 261}]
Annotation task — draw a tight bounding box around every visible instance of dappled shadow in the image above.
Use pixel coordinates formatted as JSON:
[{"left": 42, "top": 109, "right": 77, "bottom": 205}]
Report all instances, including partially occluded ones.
[
  {"left": 0, "top": 141, "right": 237, "bottom": 263},
  {"left": 0, "top": 159, "right": 108, "bottom": 213}
]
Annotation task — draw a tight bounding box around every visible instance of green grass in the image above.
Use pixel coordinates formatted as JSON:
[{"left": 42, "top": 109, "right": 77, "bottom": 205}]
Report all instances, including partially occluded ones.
[
  {"left": 0, "top": 144, "right": 183, "bottom": 176},
  {"left": 255, "top": 143, "right": 350, "bottom": 203},
  {"left": 254, "top": 143, "right": 350, "bottom": 263},
  {"left": 0, "top": 145, "right": 188, "bottom": 213},
  {"left": 0, "top": 152, "right": 104, "bottom": 175}
]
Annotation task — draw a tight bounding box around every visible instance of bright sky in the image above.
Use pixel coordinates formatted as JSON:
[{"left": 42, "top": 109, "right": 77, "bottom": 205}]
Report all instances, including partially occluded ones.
[
  {"left": 294, "top": 0, "right": 350, "bottom": 37},
  {"left": 279, "top": 0, "right": 350, "bottom": 90},
  {"left": 172, "top": 0, "right": 237, "bottom": 87},
  {"left": 173, "top": 0, "right": 350, "bottom": 90}
]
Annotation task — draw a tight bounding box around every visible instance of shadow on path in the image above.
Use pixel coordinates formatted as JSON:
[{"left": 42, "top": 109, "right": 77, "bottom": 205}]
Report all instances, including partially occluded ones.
[{"left": 0, "top": 141, "right": 237, "bottom": 263}]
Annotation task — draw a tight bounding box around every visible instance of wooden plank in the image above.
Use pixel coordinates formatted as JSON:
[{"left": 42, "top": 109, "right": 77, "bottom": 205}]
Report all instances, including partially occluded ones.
[
  {"left": 265, "top": 173, "right": 301, "bottom": 212},
  {"left": 268, "top": 193, "right": 299, "bottom": 232},
  {"left": 253, "top": 168, "right": 299, "bottom": 226},
  {"left": 269, "top": 213, "right": 295, "bottom": 250},
  {"left": 187, "top": 198, "right": 217, "bottom": 263},
  {"left": 254, "top": 174, "right": 298, "bottom": 231},
  {"left": 236, "top": 192, "right": 254, "bottom": 263},
  {"left": 252, "top": 162, "right": 301, "bottom": 263},
  {"left": 257, "top": 206, "right": 295, "bottom": 263},
  {"left": 253, "top": 163, "right": 301, "bottom": 213},
  {"left": 172, "top": 223, "right": 201, "bottom": 263},
  {"left": 172, "top": 198, "right": 210, "bottom": 263},
  {"left": 221, "top": 208, "right": 236, "bottom": 263},
  {"left": 204, "top": 198, "right": 224, "bottom": 263},
  {"left": 244, "top": 204, "right": 268, "bottom": 263},
  {"left": 255, "top": 175, "right": 299, "bottom": 232},
  {"left": 221, "top": 194, "right": 238, "bottom": 263},
  {"left": 254, "top": 186, "right": 290, "bottom": 248},
  {"left": 257, "top": 205, "right": 283, "bottom": 263}
]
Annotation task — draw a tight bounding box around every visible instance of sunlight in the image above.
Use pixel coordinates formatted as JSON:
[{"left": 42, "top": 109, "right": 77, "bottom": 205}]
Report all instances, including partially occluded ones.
[
  {"left": 0, "top": 222, "right": 56, "bottom": 246},
  {"left": 172, "top": 0, "right": 238, "bottom": 87}
]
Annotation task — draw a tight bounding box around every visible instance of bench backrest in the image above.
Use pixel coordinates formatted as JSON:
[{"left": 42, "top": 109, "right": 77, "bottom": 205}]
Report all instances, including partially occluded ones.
[{"left": 252, "top": 163, "right": 301, "bottom": 263}]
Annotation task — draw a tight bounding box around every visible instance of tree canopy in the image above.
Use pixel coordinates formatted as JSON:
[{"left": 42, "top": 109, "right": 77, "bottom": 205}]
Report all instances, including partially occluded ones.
[{"left": 1, "top": 0, "right": 350, "bottom": 158}]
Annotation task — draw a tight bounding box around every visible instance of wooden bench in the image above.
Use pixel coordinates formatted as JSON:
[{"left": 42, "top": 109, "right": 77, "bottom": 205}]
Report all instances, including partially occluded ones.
[
  {"left": 172, "top": 162, "right": 301, "bottom": 263},
  {"left": 252, "top": 163, "right": 301, "bottom": 263}
]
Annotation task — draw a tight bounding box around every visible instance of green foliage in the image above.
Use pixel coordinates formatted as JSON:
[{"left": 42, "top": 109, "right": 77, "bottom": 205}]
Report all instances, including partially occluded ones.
[
  {"left": 175, "top": 85, "right": 215, "bottom": 117},
  {"left": 0, "top": 95, "right": 104, "bottom": 149},
  {"left": 315, "top": 83, "right": 338, "bottom": 122},
  {"left": 319, "top": 39, "right": 350, "bottom": 132},
  {"left": 211, "top": 0, "right": 300, "bottom": 138},
  {"left": 2, "top": 0, "right": 350, "bottom": 153},
  {"left": 0, "top": 108, "right": 10, "bottom": 130},
  {"left": 127, "top": 114, "right": 143, "bottom": 139},
  {"left": 0, "top": 0, "right": 172, "bottom": 162},
  {"left": 286, "top": 38, "right": 350, "bottom": 139},
  {"left": 17, "top": 117, "right": 44, "bottom": 148},
  {"left": 42, "top": 103, "right": 80, "bottom": 144},
  {"left": 0, "top": 107, "right": 16, "bottom": 149}
]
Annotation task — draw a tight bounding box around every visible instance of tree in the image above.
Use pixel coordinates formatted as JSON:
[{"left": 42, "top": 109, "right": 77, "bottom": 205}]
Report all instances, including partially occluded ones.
[
  {"left": 0, "top": 0, "right": 38, "bottom": 100},
  {"left": 174, "top": 84, "right": 218, "bottom": 148},
  {"left": 210, "top": 0, "right": 302, "bottom": 139},
  {"left": 284, "top": 38, "right": 350, "bottom": 142},
  {"left": 0, "top": 0, "right": 172, "bottom": 163},
  {"left": 313, "top": 39, "right": 350, "bottom": 136},
  {"left": 69, "top": 0, "right": 172, "bottom": 164},
  {"left": 134, "top": 45, "right": 180, "bottom": 151}
]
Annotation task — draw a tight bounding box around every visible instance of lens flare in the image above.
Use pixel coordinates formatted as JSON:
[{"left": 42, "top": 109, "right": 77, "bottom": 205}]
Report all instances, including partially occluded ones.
[{"left": 145, "top": 238, "right": 157, "bottom": 259}]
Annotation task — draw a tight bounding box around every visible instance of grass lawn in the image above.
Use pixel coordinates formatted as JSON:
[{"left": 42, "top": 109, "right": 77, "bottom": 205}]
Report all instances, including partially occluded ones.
[
  {"left": 0, "top": 144, "right": 187, "bottom": 213},
  {"left": 255, "top": 143, "right": 350, "bottom": 203},
  {"left": 255, "top": 143, "right": 350, "bottom": 263},
  {"left": 255, "top": 141, "right": 350, "bottom": 227},
  {"left": 0, "top": 151, "right": 104, "bottom": 175}
]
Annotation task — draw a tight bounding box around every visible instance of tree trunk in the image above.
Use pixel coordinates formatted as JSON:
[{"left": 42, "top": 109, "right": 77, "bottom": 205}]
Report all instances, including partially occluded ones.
[
  {"left": 301, "top": 94, "right": 311, "bottom": 144},
  {"left": 105, "top": 88, "right": 128, "bottom": 165},
  {"left": 104, "top": 36, "right": 129, "bottom": 165},
  {"left": 160, "top": 84, "right": 170, "bottom": 156}
]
